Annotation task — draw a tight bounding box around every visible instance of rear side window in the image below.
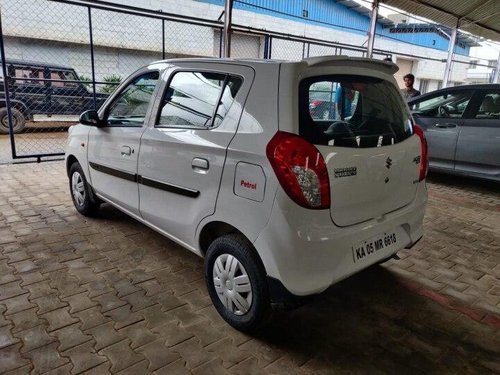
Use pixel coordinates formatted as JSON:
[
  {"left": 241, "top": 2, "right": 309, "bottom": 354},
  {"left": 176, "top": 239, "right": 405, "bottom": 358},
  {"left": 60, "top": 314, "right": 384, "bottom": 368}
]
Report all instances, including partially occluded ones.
[
  {"left": 50, "top": 70, "right": 79, "bottom": 88},
  {"left": 475, "top": 92, "right": 500, "bottom": 119},
  {"left": 300, "top": 75, "right": 413, "bottom": 148},
  {"left": 156, "top": 71, "right": 242, "bottom": 128}
]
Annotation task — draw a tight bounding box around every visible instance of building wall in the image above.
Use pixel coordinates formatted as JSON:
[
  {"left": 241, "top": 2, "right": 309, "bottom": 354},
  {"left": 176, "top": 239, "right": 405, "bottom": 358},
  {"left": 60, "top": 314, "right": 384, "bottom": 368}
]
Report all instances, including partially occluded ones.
[
  {"left": 466, "top": 59, "right": 498, "bottom": 84},
  {"left": 200, "top": 0, "right": 470, "bottom": 55}
]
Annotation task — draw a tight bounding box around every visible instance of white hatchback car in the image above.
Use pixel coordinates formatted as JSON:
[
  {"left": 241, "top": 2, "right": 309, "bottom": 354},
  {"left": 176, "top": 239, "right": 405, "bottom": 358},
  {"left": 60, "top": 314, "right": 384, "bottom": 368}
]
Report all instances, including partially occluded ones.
[{"left": 66, "top": 56, "right": 428, "bottom": 331}]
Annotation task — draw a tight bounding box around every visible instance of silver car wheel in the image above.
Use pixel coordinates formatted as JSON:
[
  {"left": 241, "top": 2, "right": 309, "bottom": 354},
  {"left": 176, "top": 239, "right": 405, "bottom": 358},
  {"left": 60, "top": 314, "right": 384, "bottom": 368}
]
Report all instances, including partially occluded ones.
[
  {"left": 213, "top": 254, "right": 253, "bottom": 316},
  {"left": 71, "top": 171, "right": 86, "bottom": 207}
]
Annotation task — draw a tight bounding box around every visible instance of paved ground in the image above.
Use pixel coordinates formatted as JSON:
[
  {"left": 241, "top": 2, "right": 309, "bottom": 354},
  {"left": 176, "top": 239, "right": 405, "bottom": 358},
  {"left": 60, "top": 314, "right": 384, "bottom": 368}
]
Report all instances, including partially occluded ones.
[{"left": 0, "top": 161, "right": 499, "bottom": 374}]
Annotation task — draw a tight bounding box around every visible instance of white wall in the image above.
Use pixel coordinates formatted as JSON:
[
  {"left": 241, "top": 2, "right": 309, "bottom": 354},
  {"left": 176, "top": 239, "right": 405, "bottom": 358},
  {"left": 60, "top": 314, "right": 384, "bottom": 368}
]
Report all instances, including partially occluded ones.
[
  {"left": 0, "top": 0, "right": 217, "bottom": 56},
  {"left": 4, "top": 37, "right": 165, "bottom": 81}
]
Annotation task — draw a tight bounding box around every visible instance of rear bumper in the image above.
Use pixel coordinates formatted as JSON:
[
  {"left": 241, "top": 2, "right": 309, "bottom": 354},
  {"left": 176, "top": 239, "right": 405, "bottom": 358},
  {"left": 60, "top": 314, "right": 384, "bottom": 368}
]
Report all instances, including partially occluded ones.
[{"left": 254, "top": 183, "right": 427, "bottom": 296}]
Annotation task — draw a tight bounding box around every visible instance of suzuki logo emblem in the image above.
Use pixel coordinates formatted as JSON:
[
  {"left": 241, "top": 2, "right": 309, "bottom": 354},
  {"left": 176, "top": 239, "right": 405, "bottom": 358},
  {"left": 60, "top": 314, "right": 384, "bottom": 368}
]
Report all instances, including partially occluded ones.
[{"left": 385, "top": 157, "right": 392, "bottom": 169}]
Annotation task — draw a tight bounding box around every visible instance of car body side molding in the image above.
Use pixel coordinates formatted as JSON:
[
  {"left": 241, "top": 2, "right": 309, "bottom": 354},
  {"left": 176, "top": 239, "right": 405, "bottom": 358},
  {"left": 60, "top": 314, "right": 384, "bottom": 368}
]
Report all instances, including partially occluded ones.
[{"left": 89, "top": 161, "right": 199, "bottom": 198}]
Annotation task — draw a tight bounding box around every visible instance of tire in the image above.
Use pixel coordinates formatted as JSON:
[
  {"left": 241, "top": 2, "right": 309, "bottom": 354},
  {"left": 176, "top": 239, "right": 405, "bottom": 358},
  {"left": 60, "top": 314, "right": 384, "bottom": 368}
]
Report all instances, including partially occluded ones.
[
  {"left": 205, "top": 234, "right": 271, "bottom": 332},
  {"left": 0, "top": 107, "right": 26, "bottom": 134},
  {"left": 69, "top": 162, "right": 100, "bottom": 217}
]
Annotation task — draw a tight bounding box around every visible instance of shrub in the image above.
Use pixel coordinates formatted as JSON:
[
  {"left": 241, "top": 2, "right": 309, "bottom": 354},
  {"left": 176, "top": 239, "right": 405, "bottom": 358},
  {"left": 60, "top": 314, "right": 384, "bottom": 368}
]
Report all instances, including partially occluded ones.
[{"left": 101, "top": 74, "right": 122, "bottom": 94}]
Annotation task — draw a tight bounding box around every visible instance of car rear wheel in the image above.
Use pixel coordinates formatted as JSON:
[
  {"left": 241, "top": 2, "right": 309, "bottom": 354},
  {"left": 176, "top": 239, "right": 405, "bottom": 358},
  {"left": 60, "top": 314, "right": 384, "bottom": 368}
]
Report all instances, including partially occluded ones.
[
  {"left": 69, "top": 162, "right": 100, "bottom": 217},
  {"left": 205, "top": 234, "right": 271, "bottom": 332},
  {"left": 0, "top": 108, "right": 26, "bottom": 134}
]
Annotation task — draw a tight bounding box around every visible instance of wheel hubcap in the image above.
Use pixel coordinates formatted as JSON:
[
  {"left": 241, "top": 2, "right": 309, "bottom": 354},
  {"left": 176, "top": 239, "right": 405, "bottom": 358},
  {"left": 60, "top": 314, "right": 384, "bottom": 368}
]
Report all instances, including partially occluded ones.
[
  {"left": 71, "top": 171, "right": 86, "bottom": 207},
  {"left": 213, "top": 254, "right": 253, "bottom": 315},
  {"left": 1, "top": 115, "right": 18, "bottom": 128}
]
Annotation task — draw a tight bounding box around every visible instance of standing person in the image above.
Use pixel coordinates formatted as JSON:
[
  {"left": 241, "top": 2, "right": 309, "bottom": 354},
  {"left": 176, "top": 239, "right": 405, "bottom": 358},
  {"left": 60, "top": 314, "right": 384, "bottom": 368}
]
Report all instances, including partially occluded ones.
[
  {"left": 401, "top": 74, "right": 421, "bottom": 101},
  {"left": 335, "top": 84, "right": 354, "bottom": 120}
]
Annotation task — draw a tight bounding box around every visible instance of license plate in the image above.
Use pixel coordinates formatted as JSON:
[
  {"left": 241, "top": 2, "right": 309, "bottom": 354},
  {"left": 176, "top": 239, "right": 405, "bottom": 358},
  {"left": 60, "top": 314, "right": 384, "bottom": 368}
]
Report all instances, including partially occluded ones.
[{"left": 352, "top": 232, "right": 398, "bottom": 263}]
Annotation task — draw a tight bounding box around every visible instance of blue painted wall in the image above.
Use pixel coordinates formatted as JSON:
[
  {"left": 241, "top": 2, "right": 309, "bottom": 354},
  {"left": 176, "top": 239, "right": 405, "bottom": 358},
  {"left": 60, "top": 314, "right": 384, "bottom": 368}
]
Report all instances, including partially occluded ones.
[{"left": 198, "top": 0, "right": 470, "bottom": 56}]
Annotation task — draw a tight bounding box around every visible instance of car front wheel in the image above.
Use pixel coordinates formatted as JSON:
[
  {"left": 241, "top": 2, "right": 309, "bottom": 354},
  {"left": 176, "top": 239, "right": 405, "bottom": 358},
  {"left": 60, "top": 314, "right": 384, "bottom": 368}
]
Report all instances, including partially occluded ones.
[
  {"left": 205, "top": 234, "right": 271, "bottom": 332},
  {"left": 69, "top": 162, "right": 100, "bottom": 217}
]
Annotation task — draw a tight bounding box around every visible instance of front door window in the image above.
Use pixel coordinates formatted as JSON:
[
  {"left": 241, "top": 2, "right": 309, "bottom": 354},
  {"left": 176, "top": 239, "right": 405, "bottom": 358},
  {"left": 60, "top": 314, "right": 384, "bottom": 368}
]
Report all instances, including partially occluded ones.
[
  {"left": 410, "top": 91, "right": 473, "bottom": 118},
  {"left": 107, "top": 71, "right": 159, "bottom": 127}
]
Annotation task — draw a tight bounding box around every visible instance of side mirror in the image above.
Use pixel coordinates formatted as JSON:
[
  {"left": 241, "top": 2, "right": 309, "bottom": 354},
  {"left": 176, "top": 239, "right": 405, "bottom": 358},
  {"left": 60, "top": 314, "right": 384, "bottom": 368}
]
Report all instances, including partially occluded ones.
[{"left": 79, "top": 110, "right": 105, "bottom": 127}]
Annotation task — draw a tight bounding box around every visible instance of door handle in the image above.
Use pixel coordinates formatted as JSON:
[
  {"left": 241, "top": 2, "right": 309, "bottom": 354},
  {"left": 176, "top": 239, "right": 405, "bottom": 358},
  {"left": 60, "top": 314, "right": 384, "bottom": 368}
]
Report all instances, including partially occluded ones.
[
  {"left": 434, "top": 123, "right": 457, "bottom": 128},
  {"left": 121, "top": 145, "right": 133, "bottom": 156},
  {"left": 192, "top": 157, "right": 209, "bottom": 170}
]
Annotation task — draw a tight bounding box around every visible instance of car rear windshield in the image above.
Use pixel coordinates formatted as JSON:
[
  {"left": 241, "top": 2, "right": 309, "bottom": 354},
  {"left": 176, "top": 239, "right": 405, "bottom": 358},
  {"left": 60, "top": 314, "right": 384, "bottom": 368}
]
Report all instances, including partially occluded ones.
[{"left": 299, "top": 75, "right": 413, "bottom": 148}]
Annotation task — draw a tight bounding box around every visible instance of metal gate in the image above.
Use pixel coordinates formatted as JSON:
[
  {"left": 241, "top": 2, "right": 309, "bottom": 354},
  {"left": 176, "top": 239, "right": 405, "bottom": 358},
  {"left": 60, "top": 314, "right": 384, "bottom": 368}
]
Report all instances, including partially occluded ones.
[
  {"left": 0, "top": 0, "right": 225, "bottom": 163},
  {"left": 0, "top": 0, "right": 392, "bottom": 163}
]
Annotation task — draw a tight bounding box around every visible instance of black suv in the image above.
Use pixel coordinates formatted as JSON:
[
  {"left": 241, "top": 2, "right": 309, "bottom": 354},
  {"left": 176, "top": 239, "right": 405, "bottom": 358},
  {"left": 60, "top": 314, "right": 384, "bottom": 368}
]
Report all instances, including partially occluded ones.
[{"left": 0, "top": 60, "right": 108, "bottom": 134}]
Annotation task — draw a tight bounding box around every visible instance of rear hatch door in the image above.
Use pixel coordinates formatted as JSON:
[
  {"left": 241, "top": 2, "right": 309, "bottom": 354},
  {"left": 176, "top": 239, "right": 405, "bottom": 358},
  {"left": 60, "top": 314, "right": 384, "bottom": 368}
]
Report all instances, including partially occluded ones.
[
  {"left": 299, "top": 72, "right": 421, "bottom": 227},
  {"left": 319, "top": 137, "right": 421, "bottom": 227}
]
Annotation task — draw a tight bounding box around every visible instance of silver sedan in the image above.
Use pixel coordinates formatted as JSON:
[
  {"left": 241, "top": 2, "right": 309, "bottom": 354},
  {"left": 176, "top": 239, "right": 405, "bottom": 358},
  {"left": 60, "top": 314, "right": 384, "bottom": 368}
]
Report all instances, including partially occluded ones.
[{"left": 408, "top": 84, "right": 500, "bottom": 182}]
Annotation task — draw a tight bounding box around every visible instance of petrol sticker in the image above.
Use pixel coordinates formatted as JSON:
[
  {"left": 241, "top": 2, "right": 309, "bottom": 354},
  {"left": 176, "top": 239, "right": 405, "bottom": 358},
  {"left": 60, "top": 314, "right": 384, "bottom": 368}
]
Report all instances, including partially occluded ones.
[
  {"left": 234, "top": 162, "right": 266, "bottom": 202},
  {"left": 240, "top": 180, "right": 257, "bottom": 190}
]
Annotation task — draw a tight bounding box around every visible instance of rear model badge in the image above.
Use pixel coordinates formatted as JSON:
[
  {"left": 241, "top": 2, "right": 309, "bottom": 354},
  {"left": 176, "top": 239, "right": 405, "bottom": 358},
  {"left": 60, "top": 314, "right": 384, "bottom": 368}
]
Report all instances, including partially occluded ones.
[
  {"left": 334, "top": 167, "right": 357, "bottom": 178},
  {"left": 385, "top": 157, "right": 392, "bottom": 169}
]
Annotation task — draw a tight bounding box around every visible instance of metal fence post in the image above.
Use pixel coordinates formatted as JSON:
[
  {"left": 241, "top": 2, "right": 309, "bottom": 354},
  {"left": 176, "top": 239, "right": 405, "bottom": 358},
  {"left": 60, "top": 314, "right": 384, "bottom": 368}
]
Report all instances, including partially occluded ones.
[
  {"left": 219, "top": 30, "right": 223, "bottom": 58},
  {"left": 492, "top": 51, "right": 500, "bottom": 84},
  {"left": 366, "top": 0, "right": 379, "bottom": 58},
  {"left": 263, "top": 35, "right": 269, "bottom": 59},
  {"left": 88, "top": 7, "right": 97, "bottom": 109},
  {"left": 223, "top": 0, "right": 233, "bottom": 58},
  {"left": 162, "top": 18, "right": 166, "bottom": 59},
  {"left": 302, "top": 42, "right": 312, "bottom": 59},
  {"left": 443, "top": 20, "right": 458, "bottom": 88},
  {"left": 0, "top": 8, "right": 17, "bottom": 159}
]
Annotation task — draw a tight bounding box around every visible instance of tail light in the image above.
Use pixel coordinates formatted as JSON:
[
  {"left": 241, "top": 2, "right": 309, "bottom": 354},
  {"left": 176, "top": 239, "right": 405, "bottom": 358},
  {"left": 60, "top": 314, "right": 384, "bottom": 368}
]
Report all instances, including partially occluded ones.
[
  {"left": 266, "top": 131, "right": 330, "bottom": 209},
  {"left": 413, "top": 125, "right": 428, "bottom": 182}
]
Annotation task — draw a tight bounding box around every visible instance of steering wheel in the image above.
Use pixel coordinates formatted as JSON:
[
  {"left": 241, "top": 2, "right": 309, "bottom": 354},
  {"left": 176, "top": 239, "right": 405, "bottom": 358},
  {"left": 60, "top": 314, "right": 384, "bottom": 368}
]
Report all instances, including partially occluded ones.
[
  {"left": 326, "top": 120, "right": 356, "bottom": 139},
  {"left": 438, "top": 105, "right": 450, "bottom": 117}
]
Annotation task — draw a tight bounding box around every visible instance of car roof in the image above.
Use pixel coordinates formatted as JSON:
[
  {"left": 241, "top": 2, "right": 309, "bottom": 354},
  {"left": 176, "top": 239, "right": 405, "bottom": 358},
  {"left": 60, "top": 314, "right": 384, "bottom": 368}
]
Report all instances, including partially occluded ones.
[
  {"left": 148, "top": 56, "right": 398, "bottom": 73},
  {"left": 148, "top": 57, "right": 280, "bottom": 70},
  {"left": 408, "top": 84, "right": 500, "bottom": 103},
  {"left": 1, "top": 59, "right": 75, "bottom": 71}
]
